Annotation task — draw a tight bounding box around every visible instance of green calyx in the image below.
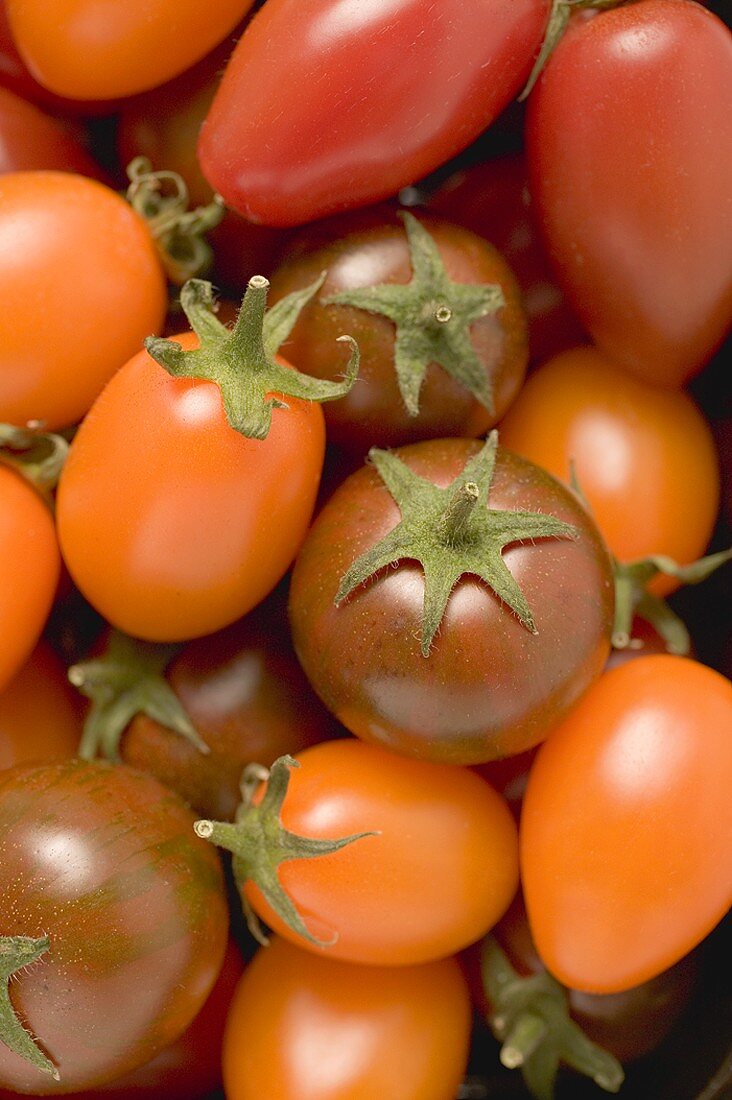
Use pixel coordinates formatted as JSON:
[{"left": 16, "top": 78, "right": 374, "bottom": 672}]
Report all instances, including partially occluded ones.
[
  {"left": 0, "top": 421, "right": 68, "bottom": 497},
  {"left": 323, "top": 211, "right": 504, "bottom": 417},
  {"left": 193, "top": 756, "right": 376, "bottom": 947},
  {"left": 0, "top": 935, "right": 59, "bottom": 1081},
  {"left": 481, "top": 938, "right": 624, "bottom": 1100},
  {"left": 336, "top": 431, "right": 579, "bottom": 657},
  {"left": 612, "top": 548, "right": 732, "bottom": 655},
  {"left": 145, "top": 275, "right": 360, "bottom": 439},
  {"left": 520, "top": 0, "right": 629, "bottom": 101},
  {"left": 70, "top": 630, "right": 207, "bottom": 762},
  {"left": 126, "top": 156, "right": 225, "bottom": 285}
]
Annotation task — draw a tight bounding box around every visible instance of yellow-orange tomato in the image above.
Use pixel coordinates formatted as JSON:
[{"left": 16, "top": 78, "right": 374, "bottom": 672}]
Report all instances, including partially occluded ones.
[
  {"left": 499, "top": 346, "right": 719, "bottom": 593},
  {"left": 0, "top": 640, "right": 82, "bottom": 770},
  {"left": 223, "top": 938, "right": 471, "bottom": 1100},
  {"left": 56, "top": 334, "right": 326, "bottom": 642},
  {"left": 521, "top": 656, "right": 732, "bottom": 994},
  {"left": 0, "top": 467, "right": 59, "bottom": 692},
  {"left": 246, "top": 741, "right": 519, "bottom": 966},
  {"left": 6, "top": 0, "right": 255, "bottom": 100},
  {"left": 0, "top": 172, "right": 166, "bottom": 429}
]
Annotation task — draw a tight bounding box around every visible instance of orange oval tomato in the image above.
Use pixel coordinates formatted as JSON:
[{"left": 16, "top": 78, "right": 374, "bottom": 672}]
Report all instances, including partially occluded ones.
[
  {"left": 56, "top": 333, "right": 326, "bottom": 642},
  {"left": 521, "top": 655, "right": 732, "bottom": 994},
  {"left": 5, "top": 0, "right": 255, "bottom": 101},
  {"left": 0, "top": 466, "right": 59, "bottom": 692},
  {"left": 245, "top": 740, "right": 519, "bottom": 966},
  {"left": 0, "top": 172, "right": 166, "bottom": 430},
  {"left": 0, "top": 640, "right": 82, "bottom": 770},
  {"left": 499, "top": 346, "right": 720, "bottom": 593},
  {"left": 222, "top": 937, "right": 471, "bottom": 1100}
]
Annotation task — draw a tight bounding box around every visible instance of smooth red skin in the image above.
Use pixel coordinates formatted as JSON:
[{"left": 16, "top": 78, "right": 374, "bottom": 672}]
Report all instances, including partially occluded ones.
[
  {"left": 269, "top": 211, "right": 528, "bottom": 452},
  {"left": 0, "top": 760, "right": 228, "bottom": 1094},
  {"left": 56, "top": 334, "right": 326, "bottom": 642},
  {"left": 199, "top": 0, "right": 551, "bottom": 226},
  {"left": 0, "top": 172, "right": 167, "bottom": 430},
  {"left": 246, "top": 740, "right": 519, "bottom": 966},
  {"left": 5, "top": 0, "right": 256, "bottom": 101},
  {"left": 527, "top": 0, "right": 732, "bottom": 387},
  {"left": 428, "top": 155, "right": 585, "bottom": 364},
  {"left": 0, "top": 86, "right": 104, "bottom": 177},
  {"left": 0, "top": 467, "right": 59, "bottom": 693},
  {"left": 121, "top": 588, "right": 342, "bottom": 821},
  {"left": 223, "top": 939, "right": 471, "bottom": 1100},
  {"left": 289, "top": 439, "right": 614, "bottom": 765},
  {"left": 521, "top": 656, "right": 732, "bottom": 994},
  {"left": 0, "top": 640, "right": 82, "bottom": 769}
]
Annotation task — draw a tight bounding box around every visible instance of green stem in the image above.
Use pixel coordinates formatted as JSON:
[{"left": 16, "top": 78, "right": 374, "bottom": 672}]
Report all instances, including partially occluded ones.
[
  {"left": 438, "top": 481, "right": 480, "bottom": 545},
  {"left": 0, "top": 936, "right": 59, "bottom": 1081}
]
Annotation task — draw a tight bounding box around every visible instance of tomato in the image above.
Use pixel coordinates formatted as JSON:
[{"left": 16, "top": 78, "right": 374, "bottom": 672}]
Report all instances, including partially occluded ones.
[
  {"left": 526, "top": 0, "right": 732, "bottom": 386},
  {"left": 222, "top": 937, "right": 471, "bottom": 1100},
  {"left": 5, "top": 0, "right": 255, "bottom": 100},
  {"left": 0, "top": 466, "right": 59, "bottom": 693},
  {"left": 269, "top": 209, "right": 528, "bottom": 451},
  {"left": 521, "top": 655, "right": 732, "bottom": 993},
  {"left": 98, "top": 587, "right": 341, "bottom": 820},
  {"left": 499, "top": 346, "right": 720, "bottom": 595},
  {"left": 0, "top": 759, "right": 228, "bottom": 1094},
  {"left": 56, "top": 274, "right": 357, "bottom": 642},
  {"left": 213, "top": 739, "right": 518, "bottom": 966},
  {"left": 0, "top": 87, "right": 104, "bottom": 178},
  {"left": 427, "top": 154, "right": 585, "bottom": 364},
  {"left": 0, "top": 172, "right": 166, "bottom": 430},
  {"left": 0, "top": 640, "right": 82, "bottom": 770},
  {"left": 199, "top": 0, "right": 552, "bottom": 226},
  {"left": 289, "top": 436, "right": 614, "bottom": 764}
]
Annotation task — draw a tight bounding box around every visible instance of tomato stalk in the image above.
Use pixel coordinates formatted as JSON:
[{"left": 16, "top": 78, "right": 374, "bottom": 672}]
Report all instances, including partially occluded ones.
[
  {"left": 0, "top": 421, "right": 68, "bottom": 497},
  {"left": 0, "top": 935, "right": 58, "bottom": 1081},
  {"left": 146, "top": 275, "right": 360, "bottom": 440},
  {"left": 126, "top": 156, "right": 225, "bottom": 284},
  {"left": 520, "top": 0, "right": 630, "bottom": 100},
  {"left": 335, "top": 431, "right": 579, "bottom": 657},
  {"left": 193, "top": 755, "right": 376, "bottom": 947},
  {"left": 323, "top": 212, "right": 504, "bottom": 417},
  {"left": 481, "top": 938, "right": 624, "bottom": 1100},
  {"left": 69, "top": 630, "right": 207, "bottom": 761}
]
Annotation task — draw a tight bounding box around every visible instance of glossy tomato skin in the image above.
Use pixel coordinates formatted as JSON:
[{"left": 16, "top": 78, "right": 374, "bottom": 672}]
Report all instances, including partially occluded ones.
[
  {"left": 499, "top": 346, "right": 720, "bottom": 595},
  {"left": 222, "top": 938, "right": 471, "bottom": 1100},
  {"left": 0, "top": 87, "right": 104, "bottom": 177},
  {"left": 427, "top": 155, "right": 585, "bottom": 364},
  {"left": 0, "top": 640, "right": 82, "bottom": 770},
  {"left": 0, "top": 759, "right": 228, "bottom": 1094},
  {"left": 289, "top": 439, "right": 614, "bottom": 764},
  {"left": 0, "top": 468, "right": 59, "bottom": 693},
  {"left": 0, "top": 172, "right": 166, "bottom": 430},
  {"left": 56, "top": 334, "right": 326, "bottom": 642},
  {"left": 5, "top": 0, "right": 255, "bottom": 100},
  {"left": 199, "top": 0, "right": 551, "bottom": 226},
  {"left": 521, "top": 656, "right": 732, "bottom": 994},
  {"left": 269, "top": 211, "right": 528, "bottom": 452},
  {"left": 527, "top": 1, "right": 732, "bottom": 386},
  {"left": 121, "top": 587, "right": 341, "bottom": 820},
  {"left": 246, "top": 740, "right": 519, "bottom": 965}
]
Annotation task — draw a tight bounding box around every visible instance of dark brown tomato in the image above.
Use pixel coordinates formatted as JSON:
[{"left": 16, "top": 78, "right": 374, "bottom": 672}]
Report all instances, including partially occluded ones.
[
  {"left": 269, "top": 210, "right": 528, "bottom": 453},
  {"left": 0, "top": 760, "right": 228, "bottom": 1094},
  {"left": 289, "top": 439, "right": 614, "bottom": 764},
  {"left": 427, "top": 154, "right": 585, "bottom": 364},
  {"left": 121, "top": 588, "right": 342, "bottom": 821},
  {"left": 0, "top": 640, "right": 82, "bottom": 770}
]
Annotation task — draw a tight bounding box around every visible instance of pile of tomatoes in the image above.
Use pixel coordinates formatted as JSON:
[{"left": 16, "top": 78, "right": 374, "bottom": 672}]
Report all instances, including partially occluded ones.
[{"left": 1, "top": 1, "right": 731, "bottom": 1098}]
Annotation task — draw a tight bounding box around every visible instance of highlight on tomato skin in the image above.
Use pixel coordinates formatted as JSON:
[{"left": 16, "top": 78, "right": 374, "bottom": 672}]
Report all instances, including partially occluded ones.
[
  {"left": 521, "top": 655, "right": 732, "bottom": 996},
  {"left": 221, "top": 937, "right": 473, "bottom": 1100}
]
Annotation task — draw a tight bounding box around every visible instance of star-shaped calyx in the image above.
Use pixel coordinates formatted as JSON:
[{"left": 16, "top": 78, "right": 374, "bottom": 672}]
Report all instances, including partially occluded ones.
[
  {"left": 323, "top": 211, "right": 504, "bottom": 417},
  {"left": 146, "top": 275, "right": 360, "bottom": 440},
  {"left": 336, "top": 432, "right": 579, "bottom": 657},
  {"left": 0, "top": 935, "right": 58, "bottom": 1081}
]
